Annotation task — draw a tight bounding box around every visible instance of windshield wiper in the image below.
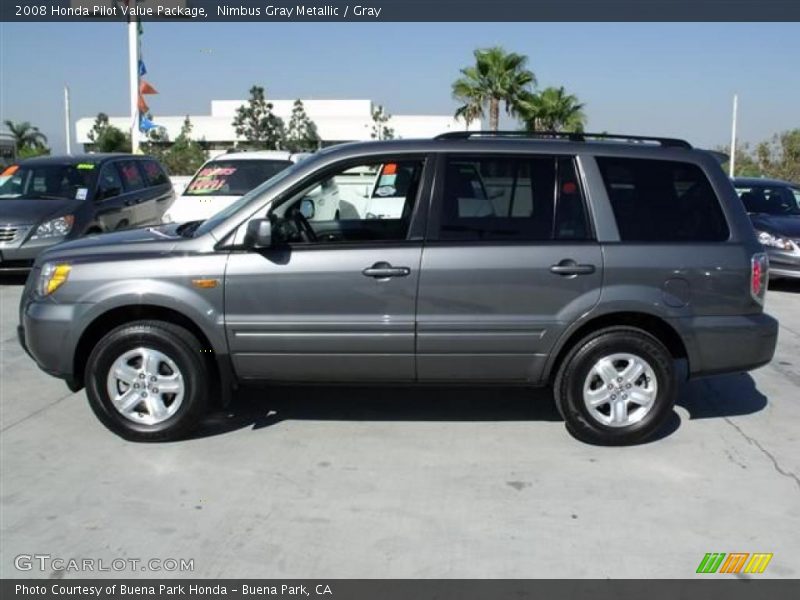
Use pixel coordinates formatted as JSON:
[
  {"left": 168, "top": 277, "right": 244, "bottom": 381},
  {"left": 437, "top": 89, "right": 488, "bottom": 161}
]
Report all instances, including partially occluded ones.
[{"left": 176, "top": 220, "right": 203, "bottom": 238}]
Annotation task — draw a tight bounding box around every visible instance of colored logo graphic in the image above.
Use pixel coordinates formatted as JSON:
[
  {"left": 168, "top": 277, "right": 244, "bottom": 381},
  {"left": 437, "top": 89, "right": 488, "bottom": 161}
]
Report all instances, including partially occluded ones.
[{"left": 696, "top": 553, "right": 773, "bottom": 574}]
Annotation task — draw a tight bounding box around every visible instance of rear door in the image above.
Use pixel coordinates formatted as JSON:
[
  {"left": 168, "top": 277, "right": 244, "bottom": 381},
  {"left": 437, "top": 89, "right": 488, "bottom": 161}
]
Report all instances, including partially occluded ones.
[
  {"left": 140, "top": 159, "right": 174, "bottom": 222},
  {"left": 92, "top": 161, "right": 131, "bottom": 231},
  {"left": 116, "top": 159, "right": 154, "bottom": 227},
  {"left": 416, "top": 153, "right": 603, "bottom": 383}
]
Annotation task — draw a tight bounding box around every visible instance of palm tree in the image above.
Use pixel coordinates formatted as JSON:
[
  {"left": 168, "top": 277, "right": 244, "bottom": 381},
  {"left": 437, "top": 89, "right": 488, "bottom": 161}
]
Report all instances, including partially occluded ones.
[
  {"left": 454, "top": 95, "right": 483, "bottom": 131},
  {"left": 452, "top": 47, "right": 536, "bottom": 131},
  {"left": 519, "top": 87, "right": 586, "bottom": 133},
  {"left": 3, "top": 120, "right": 48, "bottom": 152}
]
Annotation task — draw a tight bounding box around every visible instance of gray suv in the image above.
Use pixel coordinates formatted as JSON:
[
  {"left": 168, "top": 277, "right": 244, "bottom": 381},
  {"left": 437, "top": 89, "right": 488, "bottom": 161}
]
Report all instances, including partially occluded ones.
[{"left": 17, "top": 132, "right": 779, "bottom": 445}]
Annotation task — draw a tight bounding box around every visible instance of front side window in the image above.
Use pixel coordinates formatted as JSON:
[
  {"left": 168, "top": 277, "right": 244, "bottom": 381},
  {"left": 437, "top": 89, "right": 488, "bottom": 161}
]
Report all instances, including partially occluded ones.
[
  {"left": 435, "top": 155, "right": 591, "bottom": 241},
  {"left": 269, "top": 158, "right": 424, "bottom": 244},
  {"left": 597, "top": 157, "right": 729, "bottom": 242}
]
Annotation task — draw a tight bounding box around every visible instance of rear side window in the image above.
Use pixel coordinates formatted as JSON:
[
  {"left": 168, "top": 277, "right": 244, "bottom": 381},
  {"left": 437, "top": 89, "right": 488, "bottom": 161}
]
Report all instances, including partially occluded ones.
[
  {"left": 436, "top": 155, "right": 591, "bottom": 241},
  {"left": 116, "top": 160, "right": 146, "bottom": 192},
  {"left": 141, "top": 160, "right": 169, "bottom": 186},
  {"left": 597, "top": 157, "right": 729, "bottom": 242}
]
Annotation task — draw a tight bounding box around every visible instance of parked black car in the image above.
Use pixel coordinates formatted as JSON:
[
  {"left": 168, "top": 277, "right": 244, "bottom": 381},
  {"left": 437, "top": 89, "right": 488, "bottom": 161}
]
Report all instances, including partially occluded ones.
[
  {"left": 733, "top": 177, "right": 800, "bottom": 279},
  {"left": 0, "top": 154, "right": 174, "bottom": 271}
]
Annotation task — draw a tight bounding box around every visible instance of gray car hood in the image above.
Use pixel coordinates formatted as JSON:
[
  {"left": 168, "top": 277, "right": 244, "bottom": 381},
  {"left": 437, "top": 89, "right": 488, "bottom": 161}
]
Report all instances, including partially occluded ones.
[
  {"left": 37, "top": 224, "right": 183, "bottom": 264},
  {"left": 0, "top": 198, "right": 80, "bottom": 225}
]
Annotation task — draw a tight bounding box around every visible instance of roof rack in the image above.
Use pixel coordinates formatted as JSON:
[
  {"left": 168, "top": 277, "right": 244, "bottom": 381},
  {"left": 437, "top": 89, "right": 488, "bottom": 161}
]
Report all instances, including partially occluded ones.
[{"left": 434, "top": 130, "right": 692, "bottom": 149}]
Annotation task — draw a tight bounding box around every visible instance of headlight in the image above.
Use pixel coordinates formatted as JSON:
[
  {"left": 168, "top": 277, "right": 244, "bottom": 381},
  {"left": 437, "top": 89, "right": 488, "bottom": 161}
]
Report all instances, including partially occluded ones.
[
  {"left": 162, "top": 212, "right": 174, "bottom": 223},
  {"left": 756, "top": 230, "right": 795, "bottom": 250},
  {"left": 38, "top": 262, "right": 71, "bottom": 296},
  {"left": 32, "top": 215, "right": 75, "bottom": 239}
]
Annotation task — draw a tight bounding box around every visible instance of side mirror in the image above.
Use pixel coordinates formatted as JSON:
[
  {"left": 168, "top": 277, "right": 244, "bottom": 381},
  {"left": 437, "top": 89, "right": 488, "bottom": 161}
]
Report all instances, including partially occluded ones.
[
  {"left": 300, "top": 198, "right": 315, "bottom": 219},
  {"left": 244, "top": 218, "right": 272, "bottom": 248}
]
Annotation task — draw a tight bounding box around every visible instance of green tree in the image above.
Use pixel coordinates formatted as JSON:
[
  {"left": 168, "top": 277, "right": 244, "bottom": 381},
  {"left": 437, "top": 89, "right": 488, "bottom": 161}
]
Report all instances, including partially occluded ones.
[
  {"left": 719, "top": 129, "right": 800, "bottom": 181},
  {"left": 716, "top": 143, "right": 761, "bottom": 178},
  {"left": 87, "top": 113, "right": 131, "bottom": 153},
  {"left": 756, "top": 130, "right": 800, "bottom": 182},
  {"left": 3, "top": 120, "right": 49, "bottom": 155},
  {"left": 371, "top": 105, "right": 394, "bottom": 140},
  {"left": 232, "top": 86, "right": 285, "bottom": 150},
  {"left": 284, "top": 100, "right": 321, "bottom": 152},
  {"left": 161, "top": 117, "right": 207, "bottom": 176},
  {"left": 452, "top": 47, "right": 536, "bottom": 131},
  {"left": 519, "top": 86, "right": 587, "bottom": 133}
]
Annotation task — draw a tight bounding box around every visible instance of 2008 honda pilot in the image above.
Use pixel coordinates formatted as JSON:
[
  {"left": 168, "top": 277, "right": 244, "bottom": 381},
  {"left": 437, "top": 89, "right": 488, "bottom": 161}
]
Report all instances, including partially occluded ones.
[{"left": 17, "top": 132, "right": 779, "bottom": 444}]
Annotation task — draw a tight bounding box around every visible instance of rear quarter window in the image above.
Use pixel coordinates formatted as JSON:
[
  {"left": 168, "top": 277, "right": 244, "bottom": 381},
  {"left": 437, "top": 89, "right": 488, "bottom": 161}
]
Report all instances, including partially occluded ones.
[
  {"left": 596, "top": 157, "right": 729, "bottom": 242},
  {"left": 141, "top": 160, "right": 169, "bottom": 186}
]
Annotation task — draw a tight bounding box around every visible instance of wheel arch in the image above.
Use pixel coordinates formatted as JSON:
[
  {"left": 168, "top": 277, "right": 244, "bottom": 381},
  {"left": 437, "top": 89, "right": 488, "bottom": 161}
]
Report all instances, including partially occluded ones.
[
  {"left": 72, "top": 304, "right": 233, "bottom": 405},
  {"left": 544, "top": 311, "right": 689, "bottom": 385}
]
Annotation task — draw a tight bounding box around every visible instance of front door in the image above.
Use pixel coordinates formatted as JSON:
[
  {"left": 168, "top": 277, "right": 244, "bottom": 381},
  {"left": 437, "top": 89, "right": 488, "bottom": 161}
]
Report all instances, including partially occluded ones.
[
  {"left": 416, "top": 153, "right": 603, "bottom": 383},
  {"left": 224, "top": 155, "right": 430, "bottom": 382}
]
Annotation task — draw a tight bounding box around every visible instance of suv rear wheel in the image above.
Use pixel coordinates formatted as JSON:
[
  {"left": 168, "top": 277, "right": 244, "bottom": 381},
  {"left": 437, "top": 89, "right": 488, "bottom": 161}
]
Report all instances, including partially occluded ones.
[
  {"left": 553, "top": 326, "right": 676, "bottom": 445},
  {"left": 85, "top": 320, "right": 209, "bottom": 442}
]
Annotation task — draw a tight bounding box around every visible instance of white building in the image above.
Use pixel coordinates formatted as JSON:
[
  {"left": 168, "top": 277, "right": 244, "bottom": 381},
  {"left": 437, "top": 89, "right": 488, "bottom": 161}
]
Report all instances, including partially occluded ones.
[{"left": 75, "top": 99, "right": 480, "bottom": 150}]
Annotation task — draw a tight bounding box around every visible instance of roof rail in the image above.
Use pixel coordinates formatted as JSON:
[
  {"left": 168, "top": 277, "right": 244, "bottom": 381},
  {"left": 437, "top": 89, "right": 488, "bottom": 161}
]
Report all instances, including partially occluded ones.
[{"left": 434, "top": 130, "right": 692, "bottom": 149}]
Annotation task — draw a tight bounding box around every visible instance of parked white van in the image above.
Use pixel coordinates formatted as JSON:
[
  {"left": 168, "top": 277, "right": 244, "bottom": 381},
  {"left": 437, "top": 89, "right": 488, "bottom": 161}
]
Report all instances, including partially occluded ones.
[{"left": 163, "top": 150, "right": 310, "bottom": 224}]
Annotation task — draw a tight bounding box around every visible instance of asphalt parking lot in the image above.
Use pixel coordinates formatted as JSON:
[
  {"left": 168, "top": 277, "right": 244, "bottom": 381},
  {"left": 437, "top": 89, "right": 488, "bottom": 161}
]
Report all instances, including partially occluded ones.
[{"left": 1, "top": 275, "right": 798, "bottom": 579}]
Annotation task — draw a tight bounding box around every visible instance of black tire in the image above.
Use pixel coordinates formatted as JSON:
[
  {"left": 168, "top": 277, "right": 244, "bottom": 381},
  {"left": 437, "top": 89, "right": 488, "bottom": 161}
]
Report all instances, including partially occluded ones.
[
  {"left": 553, "top": 326, "right": 676, "bottom": 445},
  {"left": 85, "top": 320, "right": 210, "bottom": 442}
]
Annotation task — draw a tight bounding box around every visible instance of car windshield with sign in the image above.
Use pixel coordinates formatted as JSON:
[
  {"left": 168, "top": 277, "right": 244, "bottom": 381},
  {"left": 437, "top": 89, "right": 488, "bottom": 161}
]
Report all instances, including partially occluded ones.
[
  {"left": 0, "top": 163, "right": 97, "bottom": 201},
  {"left": 183, "top": 159, "right": 293, "bottom": 197}
]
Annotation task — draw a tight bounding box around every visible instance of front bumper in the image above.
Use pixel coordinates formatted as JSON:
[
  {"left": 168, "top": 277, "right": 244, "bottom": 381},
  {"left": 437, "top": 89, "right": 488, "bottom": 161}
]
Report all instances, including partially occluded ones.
[
  {"left": 19, "top": 297, "right": 92, "bottom": 385},
  {"left": 673, "top": 312, "right": 779, "bottom": 378},
  {"left": 766, "top": 245, "right": 800, "bottom": 279}
]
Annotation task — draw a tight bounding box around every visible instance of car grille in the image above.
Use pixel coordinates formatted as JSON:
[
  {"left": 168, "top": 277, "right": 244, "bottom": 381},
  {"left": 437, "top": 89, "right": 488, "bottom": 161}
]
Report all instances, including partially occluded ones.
[
  {"left": 0, "top": 227, "right": 20, "bottom": 242},
  {"left": 0, "top": 225, "right": 30, "bottom": 244}
]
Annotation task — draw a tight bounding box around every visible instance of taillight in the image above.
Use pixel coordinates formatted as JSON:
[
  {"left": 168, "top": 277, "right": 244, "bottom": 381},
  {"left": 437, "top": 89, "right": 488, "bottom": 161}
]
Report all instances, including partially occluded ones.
[{"left": 750, "top": 252, "right": 769, "bottom": 304}]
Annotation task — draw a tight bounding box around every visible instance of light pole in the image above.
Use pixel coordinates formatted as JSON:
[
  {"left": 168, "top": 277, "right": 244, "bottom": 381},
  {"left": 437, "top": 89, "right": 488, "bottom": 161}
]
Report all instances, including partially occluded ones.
[
  {"left": 128, "top": 13, "right": 140, "bottom": 154},
  {"left": 729, "top": 93, "right": 738, "bottom": 178}
]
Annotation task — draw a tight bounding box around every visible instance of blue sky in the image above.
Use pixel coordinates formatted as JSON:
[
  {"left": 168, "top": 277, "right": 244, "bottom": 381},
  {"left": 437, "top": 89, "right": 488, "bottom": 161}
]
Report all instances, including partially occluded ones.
[{"left": 1, "top": 22, "right": 797, "bottom": 152}]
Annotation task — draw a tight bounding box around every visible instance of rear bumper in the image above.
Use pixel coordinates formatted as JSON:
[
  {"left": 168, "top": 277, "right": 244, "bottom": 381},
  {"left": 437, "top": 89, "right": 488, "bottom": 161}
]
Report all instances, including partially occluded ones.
[{"left": 672, "top": 313, "right": 779, "bottom": 378}]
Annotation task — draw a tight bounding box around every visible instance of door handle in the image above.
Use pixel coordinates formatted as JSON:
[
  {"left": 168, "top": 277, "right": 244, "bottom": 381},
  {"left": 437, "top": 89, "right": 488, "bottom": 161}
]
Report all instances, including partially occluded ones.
[
  {"left": 550, "top": 260, "right": 596, "bottom": 276},
  {"left": 362, "top": 262, "right": 411, "bottom": 279}
]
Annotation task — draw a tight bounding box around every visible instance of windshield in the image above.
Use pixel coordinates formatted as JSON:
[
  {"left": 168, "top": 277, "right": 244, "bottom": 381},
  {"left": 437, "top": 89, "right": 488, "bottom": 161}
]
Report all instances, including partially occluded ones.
[
  {"left": 735, "top": 185, "right": 800, "bottom": 216},
  {"left": 183, "top": 159, "right": 292, "bottom": 197},
  {"left": 193, "top": 159, "right": 307, "bottom": 237},
  {"left": 0, "top": 163, "right": 97, "bottom": 201}
]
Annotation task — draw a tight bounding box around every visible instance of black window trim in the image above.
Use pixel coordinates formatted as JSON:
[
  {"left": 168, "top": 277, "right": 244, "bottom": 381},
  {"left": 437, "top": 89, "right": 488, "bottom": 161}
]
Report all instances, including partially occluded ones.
[{"left": 426, "top": 152, "right": 597, "bottom": 245}]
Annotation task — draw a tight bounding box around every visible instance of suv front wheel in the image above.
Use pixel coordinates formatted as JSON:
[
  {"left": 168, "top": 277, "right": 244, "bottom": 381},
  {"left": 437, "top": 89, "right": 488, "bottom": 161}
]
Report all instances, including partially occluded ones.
[
  {"left": 85, "top": 320, "right": 210, "bottom": 442},
  {"left": 554, "top": 327, "right": 676, "bottom": 445}
]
